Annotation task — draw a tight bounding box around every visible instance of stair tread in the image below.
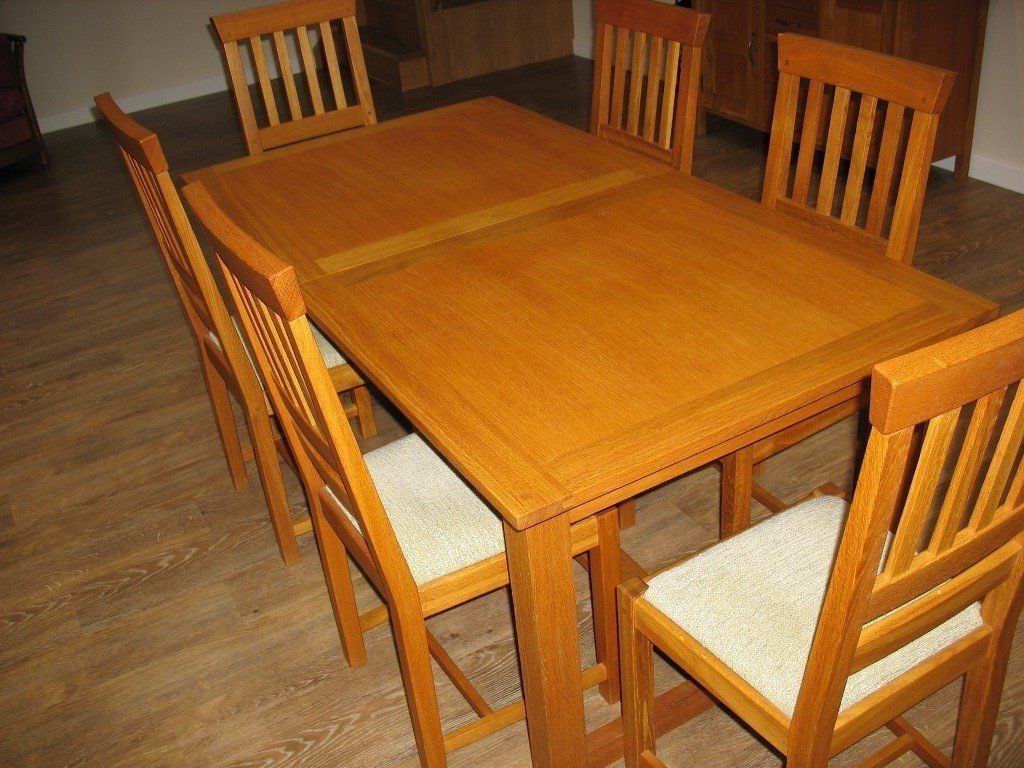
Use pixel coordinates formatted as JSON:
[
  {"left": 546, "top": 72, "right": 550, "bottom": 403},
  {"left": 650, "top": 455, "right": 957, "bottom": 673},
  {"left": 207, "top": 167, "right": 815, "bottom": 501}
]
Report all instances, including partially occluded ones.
[{"left": 359, "top": 25, "right": 426, "bottom": 61}]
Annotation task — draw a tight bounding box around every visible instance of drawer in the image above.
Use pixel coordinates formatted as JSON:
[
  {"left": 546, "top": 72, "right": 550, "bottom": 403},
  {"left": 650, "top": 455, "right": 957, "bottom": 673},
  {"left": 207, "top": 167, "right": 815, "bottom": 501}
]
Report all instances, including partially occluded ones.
[{"left": 766, "top": 5, "right": 818, "bottom": 36}]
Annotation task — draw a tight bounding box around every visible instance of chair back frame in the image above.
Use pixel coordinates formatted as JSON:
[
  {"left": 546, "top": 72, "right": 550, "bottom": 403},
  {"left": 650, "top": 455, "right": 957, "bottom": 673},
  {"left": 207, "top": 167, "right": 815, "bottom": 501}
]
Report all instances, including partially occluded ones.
[
  {"left": 789, "top": 310, "right": 1024, "bottom": 762},
  {"left": 212, "top": 0, "right": 376, "bottom": 155},
  {"left": 590, "top": 0, "right": 710, "bottom": 173},
  {"left": 762, "top": 33, "right": 956, "bottom": 265},
  {"left": 182, "top": 181, "right": 418, "bottom": 606},
  {"left": 94, "top": 93, "right": 261, "bottom": 401}
]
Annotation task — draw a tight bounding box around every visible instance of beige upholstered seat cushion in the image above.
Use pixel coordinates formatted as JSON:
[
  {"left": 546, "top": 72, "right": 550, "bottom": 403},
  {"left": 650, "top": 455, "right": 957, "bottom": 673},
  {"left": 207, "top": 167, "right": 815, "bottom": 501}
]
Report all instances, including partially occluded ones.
[
  {"left": 327, "top": 434, "right": 506, "bottom": 586},
  {"left": 210, "top": 318, "right": 347, "bottom": 371},
  {"left": 644, "top": 495, "right": 984, "bottom": 717}
]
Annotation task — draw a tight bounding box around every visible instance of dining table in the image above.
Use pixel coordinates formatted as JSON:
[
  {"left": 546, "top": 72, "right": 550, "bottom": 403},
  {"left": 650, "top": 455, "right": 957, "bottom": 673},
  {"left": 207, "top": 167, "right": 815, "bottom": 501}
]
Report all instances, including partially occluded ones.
[{"left": 183, "top": 96, "right": 998, "bottom": 768}]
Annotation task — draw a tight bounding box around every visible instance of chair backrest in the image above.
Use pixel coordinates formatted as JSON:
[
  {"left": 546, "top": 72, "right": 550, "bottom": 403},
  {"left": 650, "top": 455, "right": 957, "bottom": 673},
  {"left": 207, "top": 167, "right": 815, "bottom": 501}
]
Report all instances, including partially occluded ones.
[
  {"left": 590, "top": 0, "right": 709, "bottom": 173},
  {"left": 182, "top": 181, "right": 416, "bottom": 601},
  {"left": 94, "top": 93, "right": 258, "bottom": 391},
  {"left": 212, "top": 0, "right": 376, "bottom": 155},
  {"left": 762, "top": 34, "right": 956, "bottom": 265},
  {"left": 792, "top": 310, "right": 1024, "bottom": 752}
]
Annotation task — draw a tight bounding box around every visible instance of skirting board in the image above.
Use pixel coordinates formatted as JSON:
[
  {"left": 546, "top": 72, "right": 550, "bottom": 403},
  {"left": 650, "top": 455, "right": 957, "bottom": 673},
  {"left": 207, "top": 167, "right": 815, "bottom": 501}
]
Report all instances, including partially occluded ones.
[
  {"left": 39, "top": 75, "right": 230, "bottom": 134},
  {"left": 933, "top": 155, "right": 1024, "bottom": 196}
]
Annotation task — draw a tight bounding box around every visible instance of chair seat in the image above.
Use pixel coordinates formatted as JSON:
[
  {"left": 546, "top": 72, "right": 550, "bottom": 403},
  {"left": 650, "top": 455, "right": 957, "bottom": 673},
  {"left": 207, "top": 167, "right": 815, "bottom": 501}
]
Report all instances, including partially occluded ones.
[
  {"left": 327, "top": 434, "right": 506, "bottom": 586},
  {"left": 644, "top": 495, "right": 985, "bottom": 718},
  {"left": 210, "top": 318, "right": 347, "bottom": 371}
]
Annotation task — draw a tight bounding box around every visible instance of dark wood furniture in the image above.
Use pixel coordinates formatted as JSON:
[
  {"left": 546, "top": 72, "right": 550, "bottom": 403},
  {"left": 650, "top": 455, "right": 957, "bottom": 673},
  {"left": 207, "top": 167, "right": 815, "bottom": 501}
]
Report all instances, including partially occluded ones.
[
  {"left": 359, "top": 0, "right": 573, "bottom": 90},
  {"left": 0, "top": 33, "right": 46, "bottom": 170},
  {"left": 692, "top": 0, "right": 989, "bottom": 179}
]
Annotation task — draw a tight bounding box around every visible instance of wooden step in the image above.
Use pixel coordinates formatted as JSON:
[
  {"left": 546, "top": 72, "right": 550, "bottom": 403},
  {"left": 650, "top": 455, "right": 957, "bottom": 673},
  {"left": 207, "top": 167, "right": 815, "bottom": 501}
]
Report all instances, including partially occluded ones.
[
  {"left": 363, "top": 0, "right": 421, "bottom": 50},
  {"left": 360, "top": 25, "right": 430, "bottom": 91}
]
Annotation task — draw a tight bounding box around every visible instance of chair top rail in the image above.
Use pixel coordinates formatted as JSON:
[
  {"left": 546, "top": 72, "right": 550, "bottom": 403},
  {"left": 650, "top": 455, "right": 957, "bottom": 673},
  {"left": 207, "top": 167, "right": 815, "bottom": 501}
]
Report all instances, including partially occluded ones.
[
  {"left": 594, "top": 0, "right": 709, "bottom": 47},
  {"left": 777, "top": 33, "right": 956, "bottom": 114},
  {"left": 212, "top": 0, "right": 356, "bottom": 43}
]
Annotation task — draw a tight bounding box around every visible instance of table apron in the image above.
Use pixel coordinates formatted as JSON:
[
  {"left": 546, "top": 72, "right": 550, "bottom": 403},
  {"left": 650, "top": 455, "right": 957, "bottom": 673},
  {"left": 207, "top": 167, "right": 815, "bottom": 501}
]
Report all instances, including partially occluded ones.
[{"left": 566, "top": 380, "right": 866, "bottom": 525}]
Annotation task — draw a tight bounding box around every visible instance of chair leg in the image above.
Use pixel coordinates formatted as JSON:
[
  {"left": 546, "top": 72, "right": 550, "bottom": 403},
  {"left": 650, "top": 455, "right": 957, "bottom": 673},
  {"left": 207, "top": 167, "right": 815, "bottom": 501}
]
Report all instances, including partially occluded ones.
[
  {"left": 590, "top": 507, "right": 622, "bottom": 703},
  {"left": 720, "top": 446, "right": 754, "bottom": 539},
  {"left": 308, "top": 494, "right": 367, "bottom": 667},
  {"left": 245, "top": 404, "right": 301, "bottom": 565},
  {"left": 352, "top": 385, "right": 377, "bottom": 439},
  {"left": 390, "top": 607, "right": 448, "bottom": 767},
  {"left": 951, "top": 654, "right": 1012, "bottom": 768},
  {"left": 619, "top": 498, "right": 638, "bottom": 529},
  {"left": 197, "top": 351, "right": 249, "bottom": 492},
  {"left": 619, "top": 580, "right": 656, "bottom": 768}
]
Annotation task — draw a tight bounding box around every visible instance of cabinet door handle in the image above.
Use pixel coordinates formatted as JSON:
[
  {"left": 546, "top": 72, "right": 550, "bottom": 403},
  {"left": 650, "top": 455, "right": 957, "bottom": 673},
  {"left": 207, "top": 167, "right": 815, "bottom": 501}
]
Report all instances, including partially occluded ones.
[
  {"left": 775, "top": 16, "right": 798, "bottom": 28},
  {"left": 748, "top": 32, "right": 755, "bottom": 65}
]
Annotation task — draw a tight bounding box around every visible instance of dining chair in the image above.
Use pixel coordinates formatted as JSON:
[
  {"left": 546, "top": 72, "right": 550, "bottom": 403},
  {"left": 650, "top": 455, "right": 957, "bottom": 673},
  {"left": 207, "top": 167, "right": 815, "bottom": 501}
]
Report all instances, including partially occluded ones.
[
  {"left": 719, "top": 34, "right": 957, "bottom": 538},
  {"left": 183, "top": 180, "right": 624, "bottom": 767},
  {"left": 212, "top": 0, "right": 376, "bottom": 156},
  {"left": 96, "top": 92, "right": 375, "bottom": 565},
  {"left": 589, "top": 0, "right": 710, "bottom": 173},
  {"left": 619, "top": 310, "right": 1024, "bottom": 768}
]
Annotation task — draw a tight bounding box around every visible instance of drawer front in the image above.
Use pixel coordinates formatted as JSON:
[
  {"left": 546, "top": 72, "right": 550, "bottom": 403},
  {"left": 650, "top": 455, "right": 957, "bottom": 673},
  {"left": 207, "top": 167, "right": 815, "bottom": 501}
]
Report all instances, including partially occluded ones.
[{"left": 766, "top": 5, "right": 818, "bottom": 36}]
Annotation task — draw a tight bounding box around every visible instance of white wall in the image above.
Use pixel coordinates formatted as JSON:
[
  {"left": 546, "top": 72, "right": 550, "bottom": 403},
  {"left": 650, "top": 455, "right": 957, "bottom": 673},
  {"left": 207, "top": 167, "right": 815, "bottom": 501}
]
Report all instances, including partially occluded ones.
[
  {"left": 571, "top": 0, "right": 1024, "bottom": 194},
  {"left": 0, "top": 0, "right": 258, "bottom": 132},
  {"left": 954, "top": 0, "right": 1024, "bottom": 194}
]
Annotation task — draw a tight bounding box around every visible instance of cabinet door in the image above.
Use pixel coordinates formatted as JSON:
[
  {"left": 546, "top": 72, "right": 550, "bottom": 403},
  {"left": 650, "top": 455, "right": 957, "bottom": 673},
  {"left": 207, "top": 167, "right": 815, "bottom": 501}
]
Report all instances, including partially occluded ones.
[{"left": 701, "top": 0, "right": 763, "bottom": 127}]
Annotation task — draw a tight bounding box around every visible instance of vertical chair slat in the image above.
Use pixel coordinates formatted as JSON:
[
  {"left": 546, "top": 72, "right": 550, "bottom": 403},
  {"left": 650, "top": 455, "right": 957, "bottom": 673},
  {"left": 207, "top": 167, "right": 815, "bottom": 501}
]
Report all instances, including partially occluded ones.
[
  {"left": 641, "top": 35, "right": 664, "bottom": 143},
  {"left": 865, "top": 102, "right": 905, "bottom": 236},
  {"left": 249, "top": 36, "right": 280, "bottom": 126},
  {"left": 887, "top": 110, "right": 941, "bottom": 264},
  {"left": 673, "top": 44, "right": 701, "bottom": 173},
  {"left": 762, "top": 73, "right": 801, "bottom": 206},
  {"left": 971, "top": 386, "right": 1024, "bottom": 530},
  {"left": 882, "top": 407, "right": 962, "bottom": 578},
  {"left": 792, "top": 79, "right": 825, "bottom": 206},
  {"left": 343, "top": 17, "right": 377, "bottom": 124},
  {"left": 929, "top": 389, "right": 1008, "bottom": 555},
  {"left": 840, "top": 94, "right": 878, "bottom": 225},
  {"left": 627, "top": 32, "right": 648, "bottom": 136},
  {"left": 297, "top": 25, "right": 325, "bottom": 115},
  {"left": 222, "top": 41, "right": 261, "bottom": 154},
  {"left": 319, "top": 20, "right": 346, "bottom": 110},
  {"left": 610, "top": 28, "right": 630, "bottom": 130},
  {"left": 591, "top": 23, "right": 614, "bottom": 133},
  {"left": 272, "top": 30, "right": 303, "bottom": 120},
  {"left": 659, "top": 40, "right": 681, "bottom": 148},
  {"left": 816, "top": 86, "right": 851, "bottom": 217}
]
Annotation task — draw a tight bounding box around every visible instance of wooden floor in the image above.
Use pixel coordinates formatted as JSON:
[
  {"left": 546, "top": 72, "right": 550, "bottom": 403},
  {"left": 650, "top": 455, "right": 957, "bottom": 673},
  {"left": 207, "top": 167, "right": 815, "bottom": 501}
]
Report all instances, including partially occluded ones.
[{"left": 2, "top": 56, "right": 1023, "bottom": 768}]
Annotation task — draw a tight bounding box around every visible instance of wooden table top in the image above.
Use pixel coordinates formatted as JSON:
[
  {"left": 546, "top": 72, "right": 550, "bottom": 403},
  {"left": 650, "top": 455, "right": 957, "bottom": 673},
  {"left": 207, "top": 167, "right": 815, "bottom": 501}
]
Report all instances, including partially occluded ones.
[
  {"left": 183, "top": 97, "right": 670, "bottom": 283},
  {"left": 186, "top": 97, "right": 998, "bottom": 531}
]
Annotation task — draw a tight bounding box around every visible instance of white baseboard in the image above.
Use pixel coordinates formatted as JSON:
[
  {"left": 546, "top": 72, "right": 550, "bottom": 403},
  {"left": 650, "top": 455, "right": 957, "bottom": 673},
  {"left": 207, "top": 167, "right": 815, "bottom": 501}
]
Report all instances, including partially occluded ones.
[
  {"left": 39, "top": 75, "right": 230, "bottom": 134},
  {"left": 934, "top": 154, "right": 1024, "bottom": 195},
  {"left": 573, "top": 37, "right": 594, "bottom": 60}
]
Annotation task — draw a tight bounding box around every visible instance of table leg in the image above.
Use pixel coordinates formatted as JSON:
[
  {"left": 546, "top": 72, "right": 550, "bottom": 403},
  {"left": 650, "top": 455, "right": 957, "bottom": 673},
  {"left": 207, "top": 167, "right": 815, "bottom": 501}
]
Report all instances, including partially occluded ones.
[
  {"left": 504, "top": 515, "right": 588, "bottom": 768},
  {"left": 720, "top": 446, "right": 754, "bottom": 538}
]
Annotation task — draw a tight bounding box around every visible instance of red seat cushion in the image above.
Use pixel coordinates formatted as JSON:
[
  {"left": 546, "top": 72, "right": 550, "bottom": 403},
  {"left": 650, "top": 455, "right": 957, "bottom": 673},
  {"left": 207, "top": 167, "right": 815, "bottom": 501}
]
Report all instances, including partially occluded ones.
[
  {"left": 0, "top": 114, "right": 32, "bottom": 149},
  {"left": 0, "top": 86, "right": 25, "bottom": 121}
]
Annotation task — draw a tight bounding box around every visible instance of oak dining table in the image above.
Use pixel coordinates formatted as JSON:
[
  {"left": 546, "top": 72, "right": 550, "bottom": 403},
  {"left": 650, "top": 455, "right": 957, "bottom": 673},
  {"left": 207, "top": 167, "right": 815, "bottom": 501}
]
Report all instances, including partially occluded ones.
[{"left": 183, "top": 96, "right": 998, "bottom": 768}]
